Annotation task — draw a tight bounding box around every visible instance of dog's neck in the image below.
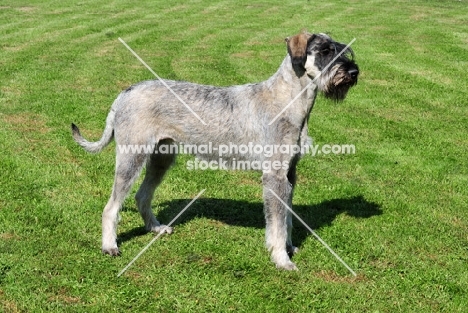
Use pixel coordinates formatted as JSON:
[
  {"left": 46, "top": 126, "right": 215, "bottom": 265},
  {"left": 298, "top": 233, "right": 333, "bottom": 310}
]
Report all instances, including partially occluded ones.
[{"left": 262, "top": 55, "right": 317, "bottom": 121}]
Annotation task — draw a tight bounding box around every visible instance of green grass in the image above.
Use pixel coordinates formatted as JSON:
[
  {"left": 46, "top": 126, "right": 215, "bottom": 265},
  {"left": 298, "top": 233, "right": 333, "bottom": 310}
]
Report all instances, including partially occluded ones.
[{"left": 1, "top": 0, "right": 467, "bottom": 311}]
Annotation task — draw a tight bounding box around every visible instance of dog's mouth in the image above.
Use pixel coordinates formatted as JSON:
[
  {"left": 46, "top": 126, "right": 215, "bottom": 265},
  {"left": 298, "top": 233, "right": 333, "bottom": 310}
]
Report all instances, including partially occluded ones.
[
  {"left": 307, "top": 72, "right": 358, "bottom": 101},
  {"left": 334, "top": 75, "right": 358, "bottom": 87},
  {"left": 323, "top": 75, "right": 358, "bottom": 101}
]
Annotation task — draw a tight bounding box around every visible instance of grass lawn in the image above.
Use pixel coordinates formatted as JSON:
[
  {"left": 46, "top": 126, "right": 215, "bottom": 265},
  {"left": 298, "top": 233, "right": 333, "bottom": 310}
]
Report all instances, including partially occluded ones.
[{"left": 1, "top": 0, "right": 467, "bottom": 311}]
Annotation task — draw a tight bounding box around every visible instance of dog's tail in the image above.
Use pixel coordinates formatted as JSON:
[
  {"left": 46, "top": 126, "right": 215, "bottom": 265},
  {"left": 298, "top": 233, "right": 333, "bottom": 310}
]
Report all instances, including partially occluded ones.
[{"left": 71, "top": 109, "right": 115, "bottom": 154}]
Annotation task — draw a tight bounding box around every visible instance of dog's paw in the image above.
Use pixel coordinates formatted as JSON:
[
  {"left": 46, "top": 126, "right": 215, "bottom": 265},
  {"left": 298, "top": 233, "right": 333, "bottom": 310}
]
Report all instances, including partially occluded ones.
[
  {"left": 287, "top": 245, "right": 299, "bottom": 256},
  {"left": 276, "top": 261, "right": 298, "bottom": 271},
  {"left": 151, "top": 225, "right": 173, "bottom": 235},
  {"left": 102, "top": 247, "right": 120, "bottom": 256}
]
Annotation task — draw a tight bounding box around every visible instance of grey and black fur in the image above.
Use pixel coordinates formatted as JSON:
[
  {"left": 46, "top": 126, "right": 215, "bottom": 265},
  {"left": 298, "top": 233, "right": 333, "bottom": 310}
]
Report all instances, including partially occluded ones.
[{"left": 71, "top": 31, "right": 359, "bottom": 270}]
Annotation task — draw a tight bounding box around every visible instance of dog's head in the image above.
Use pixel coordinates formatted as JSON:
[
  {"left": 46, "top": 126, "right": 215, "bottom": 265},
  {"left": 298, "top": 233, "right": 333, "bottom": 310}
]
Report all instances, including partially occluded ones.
[{"left": 286, "top": 31, "right": 359, "bottom": 101}]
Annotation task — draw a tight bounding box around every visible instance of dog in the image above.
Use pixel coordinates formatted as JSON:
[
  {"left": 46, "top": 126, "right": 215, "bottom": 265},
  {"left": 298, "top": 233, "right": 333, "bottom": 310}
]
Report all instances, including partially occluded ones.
[{"left": 71, "top": 31, "right": 359, "bottom": 270}]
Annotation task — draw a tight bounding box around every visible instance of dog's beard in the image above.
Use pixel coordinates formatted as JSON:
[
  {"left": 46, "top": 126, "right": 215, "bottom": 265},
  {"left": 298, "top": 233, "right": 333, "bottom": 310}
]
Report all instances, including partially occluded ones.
[
  {"left": 320, "top": 65, "right": 358, "bottom": 101},
  {"left": 323, "top": 83, "right": 351, "bottom": 101}
]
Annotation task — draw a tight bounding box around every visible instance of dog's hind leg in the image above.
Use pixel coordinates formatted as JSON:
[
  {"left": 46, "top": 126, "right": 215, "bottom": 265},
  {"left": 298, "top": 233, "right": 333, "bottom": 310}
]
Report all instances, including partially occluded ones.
[
  {"left": 135, "top": 144, "right": 175, "bottom": 235},
  {"left": 262, "top": 171, "right": 298, "bottom": 270},
  {"left": 102, "top": 152, "right": 147, "bottom": 256}
]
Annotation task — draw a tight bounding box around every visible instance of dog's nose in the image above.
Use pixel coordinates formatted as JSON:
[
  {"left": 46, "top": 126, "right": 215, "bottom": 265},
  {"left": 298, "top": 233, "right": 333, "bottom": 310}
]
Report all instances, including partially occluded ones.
[{"left": 348, "top": 68, "right": 359, "bottom": 78}]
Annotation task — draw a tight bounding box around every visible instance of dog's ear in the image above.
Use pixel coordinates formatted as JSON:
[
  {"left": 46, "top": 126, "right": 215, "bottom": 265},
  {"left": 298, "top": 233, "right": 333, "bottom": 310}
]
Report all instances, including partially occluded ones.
[{"left": 285, "top": 32, "right": 315, "bottom": 66}]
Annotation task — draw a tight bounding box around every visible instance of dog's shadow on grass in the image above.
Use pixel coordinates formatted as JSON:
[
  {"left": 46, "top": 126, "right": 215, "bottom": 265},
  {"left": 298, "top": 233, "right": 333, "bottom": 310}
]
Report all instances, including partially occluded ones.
[{"left": 118, "top": 196, "right": 382, "bottom": 249}]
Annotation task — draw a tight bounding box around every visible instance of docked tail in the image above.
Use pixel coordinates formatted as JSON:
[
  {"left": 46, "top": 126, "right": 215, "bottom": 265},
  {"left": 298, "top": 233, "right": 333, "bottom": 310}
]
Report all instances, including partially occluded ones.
[{"left": 71, "top": 110, "right": 115, "bottom": 153}]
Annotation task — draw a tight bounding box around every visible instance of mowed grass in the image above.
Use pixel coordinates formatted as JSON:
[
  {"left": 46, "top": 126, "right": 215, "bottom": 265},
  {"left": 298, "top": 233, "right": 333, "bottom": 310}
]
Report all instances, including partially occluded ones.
[{"left": 1, "top": 0, "right": 467, "bottom": 311}]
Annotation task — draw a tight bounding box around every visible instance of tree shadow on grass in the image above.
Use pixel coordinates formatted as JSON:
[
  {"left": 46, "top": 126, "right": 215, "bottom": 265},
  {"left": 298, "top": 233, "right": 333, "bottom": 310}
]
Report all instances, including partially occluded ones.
[{"left": 118, "top": 195, "right": 382, "bottom": 249}]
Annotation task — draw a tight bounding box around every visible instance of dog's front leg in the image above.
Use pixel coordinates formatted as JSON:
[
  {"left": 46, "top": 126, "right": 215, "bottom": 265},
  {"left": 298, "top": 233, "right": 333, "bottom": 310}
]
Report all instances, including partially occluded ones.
[{"left": 262, "top": 170, "right": 298, "bottom": 270}]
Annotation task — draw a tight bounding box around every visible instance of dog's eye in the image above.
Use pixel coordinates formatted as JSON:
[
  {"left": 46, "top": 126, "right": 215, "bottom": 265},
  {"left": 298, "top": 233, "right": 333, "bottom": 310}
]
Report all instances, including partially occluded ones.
[{"left": 321, "top": 48, "right": 330, "bottom": 55}]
